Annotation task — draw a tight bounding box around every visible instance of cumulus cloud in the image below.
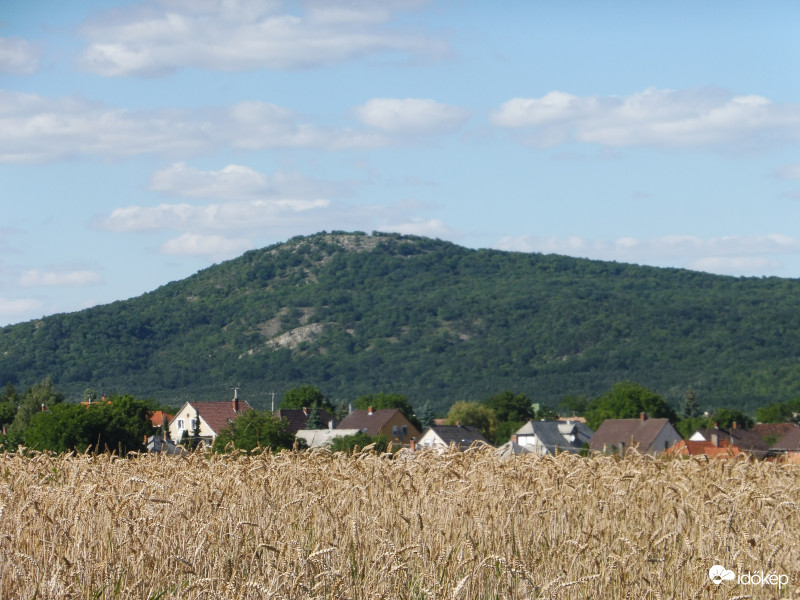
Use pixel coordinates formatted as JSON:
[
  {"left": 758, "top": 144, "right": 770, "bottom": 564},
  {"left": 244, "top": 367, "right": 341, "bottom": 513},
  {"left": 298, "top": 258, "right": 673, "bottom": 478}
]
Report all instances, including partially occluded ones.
[
  {"left": 355, "top": 98, "right": 470, "bottom": 135},
  {"left": 378, "top": 217, "right": 455, "bottom": 238},
  {"left": 491, "top": 88, "right": 800, "bottom": 150},
  {"left": 18, "top": 269, "right": 104, "bottom": 287},
  {"left": 0, "top": 92, "right": 384, "bottom": 163},
  {"left": 160, "top": 232, "right": 253, "bottom": 258},
  {"left": 78, "top": 0, "right": 446, "bottom": 76},
  {"left": 495, "top": 233, "right": 800, "bottom": 276},
  {"left": 101, "top": 198, "right": 331, "bottom": 234},
  {"left": 0, "top": 37, "right": 41, "bottom": 74},
  {"left": 149, "top": 162, "right": 354, "bottom": 200}
]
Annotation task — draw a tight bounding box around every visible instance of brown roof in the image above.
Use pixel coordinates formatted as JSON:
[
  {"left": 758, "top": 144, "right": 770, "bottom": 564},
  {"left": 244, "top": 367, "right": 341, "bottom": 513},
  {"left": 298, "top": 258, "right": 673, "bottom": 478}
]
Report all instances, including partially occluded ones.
[
  {"left": 273, "top": 408, "right": 333, "bottom": 434},
  {"left": 772, "top": 426, "right": 800, "bottom": 451},
  {"left": 337, "top": 409, "right": 409, "bottom": 437},
  {"left": 752, "top": 423, "right": 798, "bottom": 443},
  {"left": 190, "top": 400, "right": 253, "bottom": 434},
  {"left": 589, "top": 418, "right": 673, "bottom": 453}
]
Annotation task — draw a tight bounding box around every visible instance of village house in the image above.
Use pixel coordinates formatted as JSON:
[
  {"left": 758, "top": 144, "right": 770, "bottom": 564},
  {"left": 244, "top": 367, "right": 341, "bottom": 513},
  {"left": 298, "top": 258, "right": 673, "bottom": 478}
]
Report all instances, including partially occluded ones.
[
  {"left": 295, "top": 427, "right": 361, "bottom": 448},
  {"left": 513, "top": 419, "right": 593, "bottom": 455},
  {"left": 168, "top": 392, "right": 252, "bottom": 446},
  {"left": 689, "top": 423, "right": 769, "bottom": 458},
  {"left": 337, "top": 407, "right": 421, "bottom": 447},
  {"left": 589, "top": 413, "right": 681, "bottom": 456},
  {"left": 273, "top": 407, "right": 334, "bottom": 434},
  {"left": 417, "top": 424, "right": 491, "bottom": 451}
]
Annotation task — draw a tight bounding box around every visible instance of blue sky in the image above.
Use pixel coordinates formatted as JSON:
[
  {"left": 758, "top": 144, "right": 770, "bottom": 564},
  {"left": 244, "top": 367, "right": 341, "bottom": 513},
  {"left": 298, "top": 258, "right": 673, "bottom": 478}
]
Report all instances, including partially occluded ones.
[{"left": 1, "top": 0, "right": 799, "bottom": 326}]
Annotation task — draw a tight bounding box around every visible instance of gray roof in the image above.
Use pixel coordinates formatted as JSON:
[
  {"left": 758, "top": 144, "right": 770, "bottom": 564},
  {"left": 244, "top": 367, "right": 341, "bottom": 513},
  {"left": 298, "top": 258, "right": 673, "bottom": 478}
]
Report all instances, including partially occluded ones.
[
  {"left": 495, "top": 439, "right": 532, "bottom": 459},
  {"left": 423, "top": 425, "right": 491, "bottom": 448},
  {"left": 515, "top": 420, "right": 593, "bottom": 454},
  {"left": 693, "top": 427, "right": 769, "bottom": 453}
]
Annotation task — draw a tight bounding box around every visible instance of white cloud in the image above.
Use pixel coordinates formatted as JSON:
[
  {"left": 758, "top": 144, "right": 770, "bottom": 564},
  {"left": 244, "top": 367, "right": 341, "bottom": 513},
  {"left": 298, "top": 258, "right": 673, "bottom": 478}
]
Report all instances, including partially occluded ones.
[
  {"left": 160, "top": 232, "right": 253, "bottom": 258},
  {"left": 149, "top": 162, "right": 353, "bottom": 200},
  {"left": 0, "top": 92, "right": 383, "bottom": 163},
  {"left": 378, "top": 217, "right": 455, "bottom": 238},
  {"left": 0, "top": 37, "right": 41, "bottom": 75},
  {"left": 355, "top": 98, "right": 470, "bottom": 135},
  {"left": 18, "top": 269, "right": 104, "bottom": 287},
  {"left": 78, "top": 0, "right": 446, "bottom": 76},
  {"left": 495, "top": 233, "right": 800, "bottom": 275},
  {"left": 491, "top": 88, "right": 800, "bottom": 149},
  {"left": 101, "top": 198, "right": 331, "bottom": 234}
]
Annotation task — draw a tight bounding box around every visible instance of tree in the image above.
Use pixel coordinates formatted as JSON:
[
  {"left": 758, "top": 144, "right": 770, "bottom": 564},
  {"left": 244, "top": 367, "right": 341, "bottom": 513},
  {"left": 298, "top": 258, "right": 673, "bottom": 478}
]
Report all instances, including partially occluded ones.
[
  {"left": 559, "top": 394, "right": 587, "bottom": 417},
  {"left": 354, "top": 393, "right": 421, "bottom": 429},
  {"left": 710, "top": 408, "right": 754, "bottom": 430},
  {"left": 7, "top": 377, "right": 65, "bottom": 443},
  {"left": 212, "top": 410, "right": 299, "bottom": 453},
  {"left": 279, "top": 385, "right": 333, "bottom": 412},
  {"left": 445, "top": 401, "right": 498, "bottom": 442},
  {"left": 0, "top": 383, "right": 19, "bottom": 430},
  {"left": 329, "top": 432, "right": 388, "bottom": 454},
  {"left": 484, "top": 391, "right": 535, "bottom": 423},
  {"left": 682, "top": 390, "right": 701, "bottom": 419},
  {"left": 419, "top": 400, "right": 435, "bottom": 430},
  {"left": 23, "top": 394, "right": 152, "bottom": 454},
  {"left": 584, "top": 381, "right": 677, "bottom": 431},
  {"left": 305, "top": 404, "right": 324, "bottom": 429},
  {"left": 754, "top": 399, "right": 800, "bottom": 424}
]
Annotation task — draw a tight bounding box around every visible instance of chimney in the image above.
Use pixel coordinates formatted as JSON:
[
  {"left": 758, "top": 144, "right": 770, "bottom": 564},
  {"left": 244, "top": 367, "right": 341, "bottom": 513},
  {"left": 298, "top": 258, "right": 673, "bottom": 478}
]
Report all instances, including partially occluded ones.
[
  {"left": 711, "top": 432, "right": 719, "bottom": 447},
  {"left": 41, "top": 403, "right": 46, "bottom": 412},
  {"left": 368, "top": 406, "right": 373, "bottom": 416},
  {"left": 732, "top": 421, "right": 738, "bottom": 430},
  {"left": 510, "top": 434, "right": 518, "bottom": 444},
  {"left": 303, "top": 406, "right": 308, "bottom": 416},
  {"left": 640, "top": 412, "right": 646, "bottom": 422},
  {"left": 456, "top": 421, "right": 461, "bottom": 427},
  {"left": 713, "top": 422, "right": 719, "bottom": 430},
  {"left": 328, "top": 419, "right": 334, "bottom": 430},
  {"left": 232, "top": 387, "right": 239, "bottom": 413},
  {"left": 409, "top": 438, "right": 416, "bottom": 452}
]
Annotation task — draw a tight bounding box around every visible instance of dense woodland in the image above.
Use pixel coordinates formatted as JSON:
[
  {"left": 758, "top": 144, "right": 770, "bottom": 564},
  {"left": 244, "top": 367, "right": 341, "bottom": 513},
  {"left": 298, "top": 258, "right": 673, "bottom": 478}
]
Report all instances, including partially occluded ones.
[{"left": 2, "top": 231, "right": 800, "bottom": 417}]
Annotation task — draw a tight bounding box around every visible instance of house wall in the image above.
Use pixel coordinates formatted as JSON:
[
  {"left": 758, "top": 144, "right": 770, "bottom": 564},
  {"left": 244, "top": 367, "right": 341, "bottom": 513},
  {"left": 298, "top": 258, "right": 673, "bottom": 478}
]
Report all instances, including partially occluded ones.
[
  {"left": 649, "top": 425, "right": 683, "bottom": 455},
  {"left": 378, "top": 413, "right": 421, "bottom": 444},
  {"left": 418, "top": 429, "right": 446, "bottom": 450},
  {"left": 168, "top": 403, "right": 216, "bottom": 442},
  {"left": 517, "top": 434, "right": 549, "bottom": 456}
]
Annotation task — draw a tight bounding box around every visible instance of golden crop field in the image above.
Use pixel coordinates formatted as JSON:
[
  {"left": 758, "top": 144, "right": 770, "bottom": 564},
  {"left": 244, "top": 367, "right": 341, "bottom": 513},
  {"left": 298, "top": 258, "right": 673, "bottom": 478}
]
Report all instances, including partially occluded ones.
[{"left": 0, "top": 448, "right": 798, "bottom": 599}]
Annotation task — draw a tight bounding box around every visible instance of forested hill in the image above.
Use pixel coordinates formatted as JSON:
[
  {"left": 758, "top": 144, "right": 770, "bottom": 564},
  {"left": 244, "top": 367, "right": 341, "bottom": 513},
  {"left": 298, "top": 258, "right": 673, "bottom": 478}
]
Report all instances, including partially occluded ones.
[{"left": 2, "top": 231, "right": 800, "bottom": 414}]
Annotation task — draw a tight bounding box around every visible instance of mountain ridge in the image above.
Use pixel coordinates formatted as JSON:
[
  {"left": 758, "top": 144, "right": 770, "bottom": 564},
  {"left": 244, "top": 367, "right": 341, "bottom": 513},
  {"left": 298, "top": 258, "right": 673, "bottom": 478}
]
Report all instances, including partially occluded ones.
[{"left": 2, "top": 231, "right": 799, "bottom": 415}]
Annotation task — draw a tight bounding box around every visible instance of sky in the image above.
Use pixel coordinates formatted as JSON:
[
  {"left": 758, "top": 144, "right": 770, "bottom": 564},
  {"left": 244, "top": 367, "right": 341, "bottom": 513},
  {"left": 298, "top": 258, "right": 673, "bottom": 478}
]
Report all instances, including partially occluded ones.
[{"left": 1, "top": 0, "right": 800, "bottom": 326}]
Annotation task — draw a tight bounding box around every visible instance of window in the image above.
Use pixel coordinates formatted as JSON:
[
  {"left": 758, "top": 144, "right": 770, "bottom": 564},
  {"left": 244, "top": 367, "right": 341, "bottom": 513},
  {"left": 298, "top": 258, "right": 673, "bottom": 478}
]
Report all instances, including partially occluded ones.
[
  {"left": 177, "top": 419, "right": 185, "bottom": 430},
  {"left": 392, "top": 425, "right": 398, "bottom": 436},
  {"left": 402, "top": 425, "right": 408, "bottom": 436}
]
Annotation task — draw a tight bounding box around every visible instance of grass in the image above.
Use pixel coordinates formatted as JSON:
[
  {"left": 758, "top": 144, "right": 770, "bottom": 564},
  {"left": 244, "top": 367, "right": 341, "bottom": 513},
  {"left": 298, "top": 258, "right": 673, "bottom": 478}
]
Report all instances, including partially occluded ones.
[{"left": 0, "top": 447, "right": 797, "bottom": 599}]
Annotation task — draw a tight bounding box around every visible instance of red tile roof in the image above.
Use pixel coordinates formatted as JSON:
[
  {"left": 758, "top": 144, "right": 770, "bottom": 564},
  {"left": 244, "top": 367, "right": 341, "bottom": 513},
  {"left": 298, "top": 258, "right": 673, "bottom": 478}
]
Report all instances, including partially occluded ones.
[
  {"left": 667, "top": 439, "right": 744, "bottom": 458},
  {"left": 149, "top": 411, "right": 173, "bottom": 428},
  {"left": 337, "top": 409, "right": 409, "bottom": 437}
]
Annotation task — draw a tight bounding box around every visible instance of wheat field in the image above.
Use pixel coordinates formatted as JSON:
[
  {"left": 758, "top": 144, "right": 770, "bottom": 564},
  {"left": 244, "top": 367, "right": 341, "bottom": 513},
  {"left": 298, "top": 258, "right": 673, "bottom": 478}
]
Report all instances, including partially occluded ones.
[{"left": 0, "top": 448, "right": 798, "bottom": 599}]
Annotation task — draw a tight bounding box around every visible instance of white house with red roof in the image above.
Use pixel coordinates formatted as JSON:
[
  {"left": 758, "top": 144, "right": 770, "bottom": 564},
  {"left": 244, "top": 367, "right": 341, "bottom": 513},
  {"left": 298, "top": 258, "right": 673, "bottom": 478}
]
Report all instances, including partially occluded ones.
[{"left": 168, "top": 392, "right": 252, "bottom": 446}]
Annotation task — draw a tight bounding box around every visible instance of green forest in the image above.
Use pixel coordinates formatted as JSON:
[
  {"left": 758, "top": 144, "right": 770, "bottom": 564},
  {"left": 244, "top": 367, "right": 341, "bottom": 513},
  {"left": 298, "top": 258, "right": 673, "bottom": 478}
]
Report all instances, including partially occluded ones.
[{"left": 2, "top": 231, "right": 800, "bottom": 417}]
